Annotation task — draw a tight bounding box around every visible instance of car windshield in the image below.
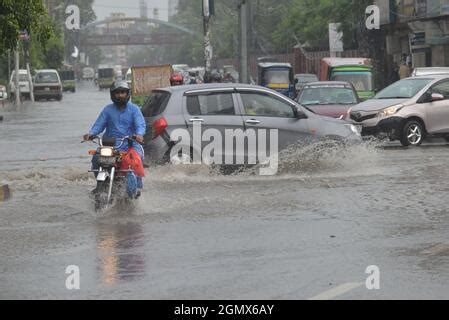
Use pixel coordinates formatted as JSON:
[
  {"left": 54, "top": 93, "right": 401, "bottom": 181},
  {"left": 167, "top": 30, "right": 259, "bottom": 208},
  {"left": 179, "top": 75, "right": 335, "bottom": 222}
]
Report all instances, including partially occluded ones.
[
  {"left": 35, "top": 72, "right": 59, "bottom": 83},
  {"left": 264, "top": 69, "right": 291, "bottom": 84},
  {"left": 298, "top": 86, "right": 358, "bottom": 105},
  {"left": 99, "top": 69, "right": 114, "bottom": 78},
  {"left": 12, "top": 73, "right": 29, "bottom": 82},
  {"left": 141, "top": 91, "right": 171, "bottom": 117},
  {"left": 332, "top": 72, "right": 373, "bottom": 91},
  {"left": 59, "top": 71, "right": 74, "bottom": 80},
  {"left": 375, "top": 78, "right": 432, "bottom": 99}
]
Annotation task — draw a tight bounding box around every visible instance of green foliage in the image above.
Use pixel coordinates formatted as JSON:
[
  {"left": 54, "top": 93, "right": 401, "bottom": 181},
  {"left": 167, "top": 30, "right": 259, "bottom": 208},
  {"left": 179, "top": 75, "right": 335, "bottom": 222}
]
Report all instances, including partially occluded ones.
[
  {"left": 42, "top": 36, "right": 65, "bottom": 70},
  {"left": 0, "top": 0, "right": 53, "bottom": 51},
  {"left": 156, "top": 0, "right": 373, "bottom": 64},
  {"left": 131, "top": 96, "right": 147, "bottom": 108},
  {"left": 272, "top": 0, "right": 372, "bottom": 50}
]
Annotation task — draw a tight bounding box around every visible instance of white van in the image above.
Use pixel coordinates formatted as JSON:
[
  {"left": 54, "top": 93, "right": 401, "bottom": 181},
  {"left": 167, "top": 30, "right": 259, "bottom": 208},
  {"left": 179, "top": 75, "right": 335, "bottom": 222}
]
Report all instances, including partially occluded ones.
[{"left": 9, "top": 69, "right": 31, "bottom": 100}]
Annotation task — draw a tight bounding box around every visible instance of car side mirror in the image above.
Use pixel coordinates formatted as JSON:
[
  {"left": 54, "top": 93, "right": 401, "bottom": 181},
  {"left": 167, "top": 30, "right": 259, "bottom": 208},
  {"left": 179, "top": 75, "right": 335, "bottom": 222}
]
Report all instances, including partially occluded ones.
[
  {"left": 293, "top": 106, "right": 308, "bottom": 119},
  {"left": 431, "top": 93, "right": 445, "bottom": 102},
  {"left": 294, "top": 78, "right": 299, "bottom": 84}
]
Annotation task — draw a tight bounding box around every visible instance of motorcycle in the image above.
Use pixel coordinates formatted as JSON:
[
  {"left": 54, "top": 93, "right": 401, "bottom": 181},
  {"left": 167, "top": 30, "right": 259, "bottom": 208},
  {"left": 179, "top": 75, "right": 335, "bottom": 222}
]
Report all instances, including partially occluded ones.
[{"left": 83, "top": 135, "right": 144, "bottom": 211}]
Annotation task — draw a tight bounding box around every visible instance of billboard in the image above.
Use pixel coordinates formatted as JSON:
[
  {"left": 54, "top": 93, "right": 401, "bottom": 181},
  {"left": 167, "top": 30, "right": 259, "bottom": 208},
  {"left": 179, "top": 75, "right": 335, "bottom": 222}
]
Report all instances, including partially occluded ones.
[{"left": 131, "top": 65, "right": 172, "bottom": 96}]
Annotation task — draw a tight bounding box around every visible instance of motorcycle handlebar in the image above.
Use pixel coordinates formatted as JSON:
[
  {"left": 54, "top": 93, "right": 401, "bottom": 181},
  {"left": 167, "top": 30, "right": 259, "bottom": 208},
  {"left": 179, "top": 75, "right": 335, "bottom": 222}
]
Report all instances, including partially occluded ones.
[{"left": 81, "top": 135, "right": 143, "bottom": 147}]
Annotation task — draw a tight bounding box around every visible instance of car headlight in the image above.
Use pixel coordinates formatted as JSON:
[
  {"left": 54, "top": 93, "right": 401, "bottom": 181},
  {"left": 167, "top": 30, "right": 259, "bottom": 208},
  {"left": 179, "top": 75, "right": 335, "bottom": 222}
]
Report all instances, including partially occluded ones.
[
  {"left": 100, "top": 147, "right": 114, "bottom": 157},
  {"left": 379, "top": 104, "right": 404, "bottom": 117},
  {"left": 345, "top": 124, "right": 362, "bottom": 136}
]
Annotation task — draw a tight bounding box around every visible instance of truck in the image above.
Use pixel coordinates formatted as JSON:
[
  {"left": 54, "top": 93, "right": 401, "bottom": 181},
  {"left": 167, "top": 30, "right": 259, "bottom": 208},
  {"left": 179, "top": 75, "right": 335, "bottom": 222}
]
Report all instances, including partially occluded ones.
[
  {"left": 130, "top": 64, "right": 172, "bottom": 107},
  {"left": 82, "top": 67, "right": 95, "bottom": 81},
  {"left": 320, "top": 57, "right": 375, "bottom": 100}
]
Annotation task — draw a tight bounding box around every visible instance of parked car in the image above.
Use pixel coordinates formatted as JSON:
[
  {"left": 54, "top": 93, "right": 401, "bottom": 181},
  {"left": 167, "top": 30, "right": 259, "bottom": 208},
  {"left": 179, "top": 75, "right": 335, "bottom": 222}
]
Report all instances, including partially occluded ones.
[
  {"left": 294, "top": 73, "right": 319, "bottom": 97},
  {"left": 140, "top": 83, "right": 361, "bottom": 166},
  {"left": 411, "top": 67, "right": 449, "bottom": 77},
  {"left": 0, "top": 85, "right": 7, "bottom": 101},
  {"left": 347, "top": 74, "right": 449, "bottom": 146},
  {"left": 33, "top": 69, "right": 63, "bottom": 101},
  {"left": 9, "top": 69, "right": 31, "bottom": 100},
  {"left": 296, "top": 81, "right": 359, "bottom": 119}
]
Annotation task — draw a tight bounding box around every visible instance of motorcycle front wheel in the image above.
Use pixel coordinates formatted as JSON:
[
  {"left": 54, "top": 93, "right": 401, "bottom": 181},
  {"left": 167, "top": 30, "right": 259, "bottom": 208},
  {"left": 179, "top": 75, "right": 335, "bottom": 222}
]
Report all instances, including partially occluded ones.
[{"left": 94, "top": 181, "right": 110, "bottom": 211}]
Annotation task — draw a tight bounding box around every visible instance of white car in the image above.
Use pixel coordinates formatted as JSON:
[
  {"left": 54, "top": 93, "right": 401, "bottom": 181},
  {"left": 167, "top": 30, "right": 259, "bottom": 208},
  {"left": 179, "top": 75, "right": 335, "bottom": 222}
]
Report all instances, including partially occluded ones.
[
  {"left": 0, "top": 85, "right": 7, "bottom": 101},
  {"left": 9, "top": 69, "right": 31, "bottom": 100}
]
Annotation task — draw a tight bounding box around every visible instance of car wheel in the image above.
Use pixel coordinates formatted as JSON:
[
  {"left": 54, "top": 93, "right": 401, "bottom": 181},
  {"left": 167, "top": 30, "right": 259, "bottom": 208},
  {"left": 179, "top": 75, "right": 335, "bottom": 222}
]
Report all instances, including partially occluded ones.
[
  {"left": 57, "top": 95, "right": 63, "bottom": 101},
  {"left": 400, "top": 120, "right": 424, "bottom": 146},
  {"left": 166, "top": 147, "right": 201, "bottom": 165},
  {"left": 170, "top": 148, "right": 193, "bottom": 165}
]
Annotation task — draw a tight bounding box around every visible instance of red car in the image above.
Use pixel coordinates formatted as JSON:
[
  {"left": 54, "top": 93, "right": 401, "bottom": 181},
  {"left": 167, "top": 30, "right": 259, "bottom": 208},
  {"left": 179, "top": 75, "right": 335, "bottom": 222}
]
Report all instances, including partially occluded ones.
[{"left": 296, "top": 81, "right": 360, "bottom": 119}]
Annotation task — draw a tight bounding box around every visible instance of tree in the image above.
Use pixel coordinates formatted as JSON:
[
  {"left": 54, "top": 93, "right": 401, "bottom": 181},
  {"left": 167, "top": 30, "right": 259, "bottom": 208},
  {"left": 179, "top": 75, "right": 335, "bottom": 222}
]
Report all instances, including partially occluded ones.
[
  {"left": 0, "top": 0, "right": 53, "bottom": 52},
  {"left": 271, "top": 0, "right": 373, "bottom": 50},
  {"left": 51, "top": 0, "right": 97, "bottom": 63}
]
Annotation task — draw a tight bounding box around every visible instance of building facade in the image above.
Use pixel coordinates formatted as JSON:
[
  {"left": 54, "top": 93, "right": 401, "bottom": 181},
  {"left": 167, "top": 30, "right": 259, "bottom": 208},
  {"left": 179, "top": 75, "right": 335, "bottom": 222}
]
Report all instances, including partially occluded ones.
[{"left": 376, "top": 0, "right": 449, "bottom": 67}]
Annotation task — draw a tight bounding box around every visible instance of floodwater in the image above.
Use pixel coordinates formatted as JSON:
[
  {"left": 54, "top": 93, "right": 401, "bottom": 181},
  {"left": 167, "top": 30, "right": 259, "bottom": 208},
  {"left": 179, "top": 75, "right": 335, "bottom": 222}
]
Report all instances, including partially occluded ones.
[{"left": 1, "top": 82, "right": 448, "bottom": 299}]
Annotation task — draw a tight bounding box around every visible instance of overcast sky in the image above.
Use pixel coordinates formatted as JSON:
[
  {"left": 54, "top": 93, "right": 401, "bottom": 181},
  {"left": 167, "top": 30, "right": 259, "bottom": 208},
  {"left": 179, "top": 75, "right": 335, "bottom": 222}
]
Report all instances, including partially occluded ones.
[{"left": 92, "top": 0, "right": 169, "bottom": 21}]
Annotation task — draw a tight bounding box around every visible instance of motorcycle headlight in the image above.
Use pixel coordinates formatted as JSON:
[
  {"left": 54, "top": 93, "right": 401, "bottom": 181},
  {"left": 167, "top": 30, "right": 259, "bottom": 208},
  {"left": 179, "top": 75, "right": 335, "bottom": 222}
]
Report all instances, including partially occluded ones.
[
  {"left": 379, "top": 104, "right": 404, "bottom": 117},
  {"left": 100, "top": 147, "right": 114, "bottom": 157}
]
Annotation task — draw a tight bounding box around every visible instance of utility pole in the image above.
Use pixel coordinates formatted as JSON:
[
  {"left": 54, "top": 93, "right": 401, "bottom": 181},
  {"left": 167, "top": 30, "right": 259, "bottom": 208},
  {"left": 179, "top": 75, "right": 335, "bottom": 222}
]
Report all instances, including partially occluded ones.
[
  {"left": 8, "top": 50, "right": 11, "bottom": 86},
  {"left": 238, "top": 0, "right": 250, "bottom": 83},
  {"left": 14, "top": 46, "right": 20, "bottom": 107},
  {"left": 23, "top": 36, "right": 34, "bottom": 102},
  {"left": 203, "top": 0, "right": 214, "bottom": 82}
]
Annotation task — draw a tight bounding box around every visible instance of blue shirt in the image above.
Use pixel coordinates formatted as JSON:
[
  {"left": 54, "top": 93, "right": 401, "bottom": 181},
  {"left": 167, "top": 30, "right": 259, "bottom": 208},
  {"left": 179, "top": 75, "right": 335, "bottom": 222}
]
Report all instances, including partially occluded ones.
[{"left": 89, "top": 102, "right": 146, "bottom": 158}]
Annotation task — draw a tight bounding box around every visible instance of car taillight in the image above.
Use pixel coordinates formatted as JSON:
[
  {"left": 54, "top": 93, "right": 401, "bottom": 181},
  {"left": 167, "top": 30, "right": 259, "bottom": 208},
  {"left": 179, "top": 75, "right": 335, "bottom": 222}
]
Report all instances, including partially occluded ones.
[{"left": 152, "top": 117, "right": 168, "bottom": 139}]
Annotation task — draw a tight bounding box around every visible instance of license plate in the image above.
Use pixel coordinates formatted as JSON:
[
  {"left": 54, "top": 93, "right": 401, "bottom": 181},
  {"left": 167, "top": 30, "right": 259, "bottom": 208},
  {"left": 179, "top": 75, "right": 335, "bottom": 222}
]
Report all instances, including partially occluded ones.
[
  {"left": 44, "top": 87, "right": 50, "bottom": 91},
  {"left": 97, "top": 171, "right": 108, "bottom": 182}
]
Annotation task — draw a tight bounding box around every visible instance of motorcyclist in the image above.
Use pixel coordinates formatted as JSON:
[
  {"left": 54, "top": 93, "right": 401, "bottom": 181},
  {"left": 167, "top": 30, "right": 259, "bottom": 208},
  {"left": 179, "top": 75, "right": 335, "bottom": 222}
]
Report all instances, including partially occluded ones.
[{"left": 83, "top": 80, "right": 146, "bottom": 195}]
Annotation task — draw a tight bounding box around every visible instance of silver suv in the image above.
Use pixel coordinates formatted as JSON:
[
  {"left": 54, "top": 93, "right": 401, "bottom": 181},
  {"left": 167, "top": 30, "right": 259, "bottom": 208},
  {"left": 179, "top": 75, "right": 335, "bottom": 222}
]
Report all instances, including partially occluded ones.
[
  {"left": 141, "top": 84, "right": 361, "bottom": 165},
  {"left": 348, "top": 75, "right": 449, "bottom": 146}
]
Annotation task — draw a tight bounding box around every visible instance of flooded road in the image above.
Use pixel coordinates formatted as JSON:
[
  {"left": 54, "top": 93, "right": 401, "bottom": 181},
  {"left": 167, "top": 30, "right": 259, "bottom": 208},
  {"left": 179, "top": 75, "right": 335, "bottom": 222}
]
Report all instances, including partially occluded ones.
[{"left": 1, "top": 82, "right": 448, "bottom": 299}]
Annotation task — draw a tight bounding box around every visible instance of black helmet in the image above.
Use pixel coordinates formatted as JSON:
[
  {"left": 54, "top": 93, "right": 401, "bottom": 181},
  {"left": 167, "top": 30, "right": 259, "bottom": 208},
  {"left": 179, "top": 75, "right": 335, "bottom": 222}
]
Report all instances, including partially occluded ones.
[
  {"left": 211, "top": 71, "right": 222, "bottom": 83},
  {"left": 110, "top": 80, "right": 130, "bottom": 106}
]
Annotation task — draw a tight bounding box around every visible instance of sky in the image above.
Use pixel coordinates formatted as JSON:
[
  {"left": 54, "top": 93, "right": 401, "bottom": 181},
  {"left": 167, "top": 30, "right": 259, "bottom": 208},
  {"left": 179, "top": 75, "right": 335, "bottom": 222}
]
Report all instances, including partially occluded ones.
[{"left": 92, "top": 0, "right": 169, "bottom": 22}]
